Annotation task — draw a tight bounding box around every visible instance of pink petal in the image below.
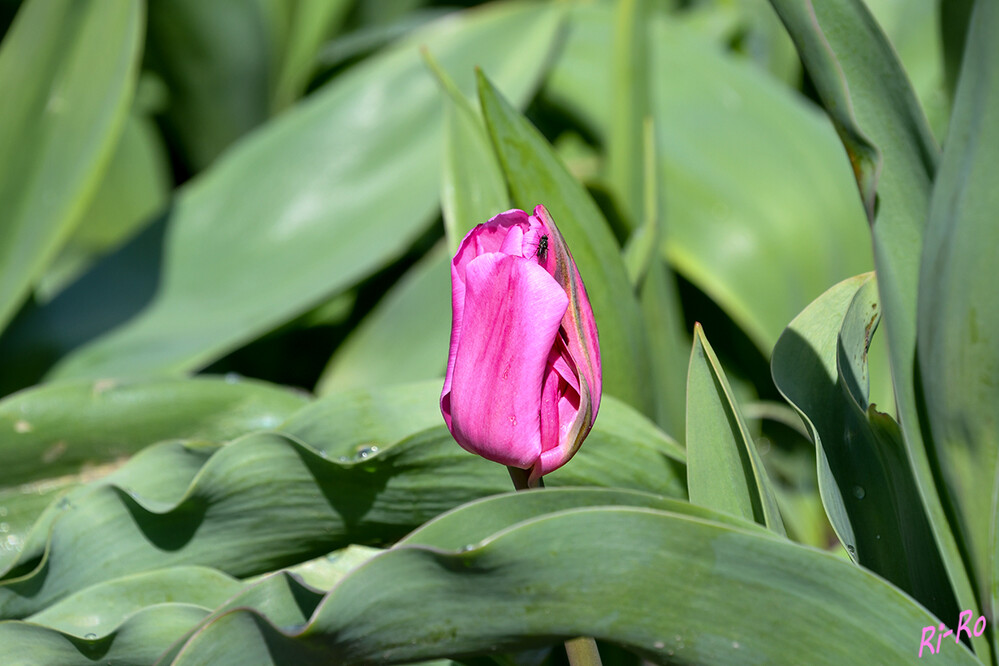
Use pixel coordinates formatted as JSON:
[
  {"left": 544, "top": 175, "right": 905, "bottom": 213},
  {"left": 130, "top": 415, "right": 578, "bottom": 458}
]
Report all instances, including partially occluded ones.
[{"left": 448, "top": 252, "right": 568, "bottom": 468}]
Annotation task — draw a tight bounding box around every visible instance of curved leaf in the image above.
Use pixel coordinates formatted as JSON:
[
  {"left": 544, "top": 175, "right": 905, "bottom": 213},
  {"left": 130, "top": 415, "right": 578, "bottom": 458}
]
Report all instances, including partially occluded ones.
[
  {"left": 170, "top": 505, "right": 978, "bottom": 665},
  {"left": 1, "top": 391, "right": 683, "bottom": 617},
  {"left": 772, "top": 274, "right": 958, "bottom": 625},
  {"left": 50, "top": 2, "right": 563, "bottom": 381},
  {"left": 686, "top": 324, "right": 783, "bottom": 534},
  {"left": 918, "top": 0, "right": 999, "bottom": 651},
  {"left": 0, "top": 604, "right": 210, "bottom": 666},
  {"left": 0, "top": 376, "right": 309, "bottom": 487},
  {"left": 765, "top": 4, "right": 983, "bottom": 654},
  {"left": 544, "top": 5, "right": 872, "bottom": 353},
  {"left": 0, "top": 0, "right": 143, "bottom": 332}
]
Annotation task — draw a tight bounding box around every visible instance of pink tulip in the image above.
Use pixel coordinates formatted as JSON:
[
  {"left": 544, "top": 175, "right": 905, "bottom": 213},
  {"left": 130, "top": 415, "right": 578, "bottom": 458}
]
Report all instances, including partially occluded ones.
[{"left": 440, "top": 205, "right": 602, "bottom": 481}]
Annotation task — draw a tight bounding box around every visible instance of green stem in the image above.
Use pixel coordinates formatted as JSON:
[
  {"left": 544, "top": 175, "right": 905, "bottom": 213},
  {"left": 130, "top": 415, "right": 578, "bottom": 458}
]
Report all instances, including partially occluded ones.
[
  {"left": 506, "top": 466, "right": 543, "bottom": 490},
  {"left": 565, "top": 636, "right": 603, "bottom": 666},
  {"left": 505, "top": 468, "right": 599, "bottom": 665}
]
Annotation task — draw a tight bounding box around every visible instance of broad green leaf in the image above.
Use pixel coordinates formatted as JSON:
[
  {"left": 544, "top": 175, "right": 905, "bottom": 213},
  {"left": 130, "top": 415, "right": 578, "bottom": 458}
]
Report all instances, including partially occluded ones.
[
  {"left": 169, "top": 505, "right": 978, "bottom": 665},
  {"left": 27, "top": 566, "right": 243, "bottom": 636},
  {"left": 315, "top": 246, "right": 451, "bottom": 394},
  {"left": 0, "top": 394, "right": 683, "bottom": 617},
  {"left": 145, "top": 0, "right": 273, "bottom": 172},
  {"left": 35, "top": 111, "right": 170, "bottom": 302},
  {"left": 545, "top": 5, "right": 872, "bottom": 354},
  {"left": 864, "top": 0, "right": 948, "bottom": 138},
  {"left": 401, "top": 488, "right": 765, "bottom": 551},
  {"left": 0, "top": 376, "right": 308, "bottom": 488},
  {"left": 772, "top": 274, "right": 958, "bottom": 626},
  {"left": 423, "top": 49, "right": 510, "bottom": 254},
  {"left": 477, "top": 70, "right": 655, "bottom": 418},
  {"left": 686, "top": 324, "right": 783, "bottom": 534},
  {"left": 270, "top": 0, "right": 351, "bottom": 112},
  {"left": 50, "top": 2, "right": 562, "bottom": 381},
  {"left": 918, "top": 0, "right": 999, "bottom": 653},
  {"left": 0, "top": 605, "right": 211, "bottom": 666},
  {"left": 766, "top": 0, "right": 981, "bottom": 656},
  {"left": 0, "top": 377, "right": 307, "bottom": 572},
  {"left": 280, "top": 379, "right": 446, "bottom": 457},
  {"left": 160, "top": 490, "right": 707, "bottom": 665},
  {"left": 0, "top": 0, "right": 142, "bottom": 333}
]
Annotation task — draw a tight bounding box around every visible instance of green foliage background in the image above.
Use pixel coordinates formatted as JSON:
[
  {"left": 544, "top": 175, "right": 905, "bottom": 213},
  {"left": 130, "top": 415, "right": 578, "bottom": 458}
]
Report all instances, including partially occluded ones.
[{"left": 0, "top": 0, "right": 995, "bottom": 664}]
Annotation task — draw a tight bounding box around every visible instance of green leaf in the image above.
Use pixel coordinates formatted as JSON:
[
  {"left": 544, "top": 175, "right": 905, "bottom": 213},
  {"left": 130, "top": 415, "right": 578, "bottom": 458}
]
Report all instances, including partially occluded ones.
[
  {"left": 145, "top": 0, "right": 273, "bottom": 171},
  {"left": 632, "top": 120, "right": 688, "bottom": 439},
  {"left": 50, "top": 2, "right": 563, "bottom": 381},
  {"left": 544, "top": 5, "right": 872, "bottom": 354},
  {"left": 424, "top": 50, "right": 510, "bottom": 254},
  {"left": 0, "top": 0, "right": 143, "bottom": 333},
  {"left": 314, "top": 245, "right": 451, "bottom": 394},
  {"left": 270, "top": 0, "right": 352, "bottom": 112},
  {"left": 917, "top": 0, "right": 999, "bottom": 653},
  {"left": 864, "top": 0, "right": 949, "bottom": 139},
  {"left": 763, "top": 4, "right": 986, "bottom": 655},
  {"left": 0, "top": 604, "right": 211, "bottom": 666},
  {"left": 168, "top": 504, "right": 978, "bottom": 665},
  {"left": 34, "top": 111, "right": 170, "bottom": 302},
  {"left": 939, "top": 0, "right": 975, "bottom": 100},
  {"left": 606, "top": 0, "right": 649, "bottom": 227},
  {"left": 772, "top": 274, "right": 958, "bottom": 626},
  {"left": 476, "top": 69, "right": 655, "bottom": 418},
  {"left": 0, "top": 376, "right": 309, "bottom": 488},
  {"left": 27, "top": 566, "right": 243, "bottom": 636},
  {"left": 0, "top": 386, "right": 682, "bottom": 618},
  {"left": 686, "top": 324, "right": 783, "bottom": 534},
  {"left": 400, "top": 488, "right": 763, "bottom": 551},
  {"left": 0, "top": 376, "right": 308, "bottom": 572}
]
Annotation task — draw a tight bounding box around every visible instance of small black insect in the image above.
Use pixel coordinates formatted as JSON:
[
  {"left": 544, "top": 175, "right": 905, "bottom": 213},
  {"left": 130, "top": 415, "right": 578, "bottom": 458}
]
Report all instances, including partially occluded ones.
[{"left": 537, "top": 235, "right": 548, "bottom": 261}]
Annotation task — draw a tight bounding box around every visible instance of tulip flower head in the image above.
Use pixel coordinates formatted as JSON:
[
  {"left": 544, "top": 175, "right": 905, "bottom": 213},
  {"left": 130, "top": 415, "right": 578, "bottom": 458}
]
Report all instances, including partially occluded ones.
[{"left": 440, "top": 205, "right": 602, "bottom": 482}]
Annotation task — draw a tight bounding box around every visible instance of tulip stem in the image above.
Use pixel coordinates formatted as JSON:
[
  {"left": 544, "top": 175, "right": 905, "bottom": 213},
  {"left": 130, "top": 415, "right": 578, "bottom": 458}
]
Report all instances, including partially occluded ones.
[
  {"left": 507, "top": 466, "right": 543, "bottom": 490},
  {"left": 565, "top": 637, "right": 603, "bottom": 666}
]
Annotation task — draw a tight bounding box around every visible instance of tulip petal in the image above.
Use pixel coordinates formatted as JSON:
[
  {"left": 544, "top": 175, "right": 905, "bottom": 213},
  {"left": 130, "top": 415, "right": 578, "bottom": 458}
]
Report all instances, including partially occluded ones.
[
  {"left": 447, "top": 252, "right": 568, "bottom": 469},
  {"left": 442, "top": 210, "right": 533, "bottom": 425}
]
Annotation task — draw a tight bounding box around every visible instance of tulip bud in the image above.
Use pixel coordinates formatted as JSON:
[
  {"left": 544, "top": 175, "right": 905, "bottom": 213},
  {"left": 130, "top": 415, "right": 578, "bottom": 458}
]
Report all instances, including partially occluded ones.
[{"left": 440, "top": 205, "right": 602, "bottom": 481}]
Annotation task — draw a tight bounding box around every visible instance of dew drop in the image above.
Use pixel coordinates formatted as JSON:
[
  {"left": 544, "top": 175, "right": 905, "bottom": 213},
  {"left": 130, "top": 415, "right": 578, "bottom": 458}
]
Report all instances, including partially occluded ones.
[
  {"left": 356, "top": 445, "right": 379, "bottom": 460},
  {"left": 508, "top": 415, "right": 517, "bottom": 426},
  {"left": 14, "top": 420, "right": 31, "bottom": 434},
  {"left": 84, "top": 633, "right": 97, "bottom": 640},
  {"left": 733, "top": 641, "right": 741, "bottom": 649},
  {"left": 653, "top": 641, "right": 664, "bottom": 650},
  {"left": 852, "top": 486, "right": 866, "bottom": 499},
  {"left": 224, "top": 372, "right": 242, "bottom": 384},
  {"left": 0, "top": 523, "right": 9, "bottom": 533}
]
